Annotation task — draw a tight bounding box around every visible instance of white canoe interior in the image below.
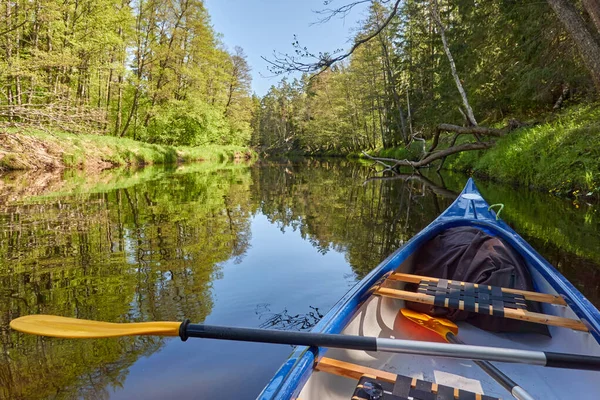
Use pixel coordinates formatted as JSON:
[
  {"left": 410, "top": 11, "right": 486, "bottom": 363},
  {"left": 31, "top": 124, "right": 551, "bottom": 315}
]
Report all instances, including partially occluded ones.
[{"left": 298, "top": 253, "right": 600, "bottom": 400}]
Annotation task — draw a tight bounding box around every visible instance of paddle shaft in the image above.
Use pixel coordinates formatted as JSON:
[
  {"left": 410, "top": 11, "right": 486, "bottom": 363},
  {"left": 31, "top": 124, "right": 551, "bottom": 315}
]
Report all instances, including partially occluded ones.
[
  {"left": 446, "top": 333, "right": 535, "bottom": 400},
  {"left": 180, "top": 321, "right": 600, "bottom": 371}
]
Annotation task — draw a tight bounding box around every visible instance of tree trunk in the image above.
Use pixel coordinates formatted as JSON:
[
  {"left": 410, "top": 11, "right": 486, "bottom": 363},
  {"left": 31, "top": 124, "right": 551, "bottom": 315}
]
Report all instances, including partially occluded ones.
[
  {"left": 547, "top": 0, "right": 600, "bottom": 92},
  {"left": 583, "top": 0, "right": 600, "bottom": 35},
  {"left": 378, "top": 33, "right": 407, "bottom": 144},
  {"left": 115, "top": 73, "right": 123, "bottom": 136},
  {"left": 430, "top": 0, "right": 478, "bottom": 126},
  {"left": 406, "top": 90, "right": 414, "bottom": 138}
]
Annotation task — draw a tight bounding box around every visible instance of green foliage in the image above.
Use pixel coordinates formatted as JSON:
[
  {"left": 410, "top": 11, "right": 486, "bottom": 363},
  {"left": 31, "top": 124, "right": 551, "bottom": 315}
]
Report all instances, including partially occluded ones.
[
  {"left": 373, "top": 141, "right": 425, "bottom": 161},
  {"left": 0, "top": 153, "right": 18, "bottom": 170},
  {"left": 0, "top": 0, "right": 255, "bottom": 147},
  {"left": 143, "top": 99, "right": 228, "bottom": 146}
]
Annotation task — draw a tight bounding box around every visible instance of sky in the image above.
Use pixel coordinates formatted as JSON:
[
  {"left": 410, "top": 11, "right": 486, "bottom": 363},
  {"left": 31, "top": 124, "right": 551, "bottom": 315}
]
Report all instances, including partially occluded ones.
[{"left": 204, "top": 0, "right": 370, "bottom": 97}]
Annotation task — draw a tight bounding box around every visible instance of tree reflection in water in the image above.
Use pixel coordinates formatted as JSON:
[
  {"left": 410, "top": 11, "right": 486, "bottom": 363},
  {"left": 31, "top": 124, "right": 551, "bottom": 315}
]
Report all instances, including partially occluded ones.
[{"left": 0, "top": 159, "right": 598, "bottom": 399}]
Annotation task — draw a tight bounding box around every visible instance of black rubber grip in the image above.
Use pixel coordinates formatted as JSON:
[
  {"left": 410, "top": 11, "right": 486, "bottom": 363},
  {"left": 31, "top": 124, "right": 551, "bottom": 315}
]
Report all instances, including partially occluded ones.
[
  {"left": 179, "top": 319, "right": 191, "bottom": 341},
  {"left": 182, "top": 323, "right": 378, "bottom": 351},
  {"left": 545, "top": 352, "right": 600, "bottom": 371}
]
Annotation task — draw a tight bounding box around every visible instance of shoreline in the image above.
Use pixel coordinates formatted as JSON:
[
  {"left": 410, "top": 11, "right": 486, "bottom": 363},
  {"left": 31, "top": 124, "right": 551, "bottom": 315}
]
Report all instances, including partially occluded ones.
[
  {"left": 365, "top": 104, "right": 600, "bottom": 202},
  {"left": 0, "top": 126, "right": 255, "bottom": 173}
]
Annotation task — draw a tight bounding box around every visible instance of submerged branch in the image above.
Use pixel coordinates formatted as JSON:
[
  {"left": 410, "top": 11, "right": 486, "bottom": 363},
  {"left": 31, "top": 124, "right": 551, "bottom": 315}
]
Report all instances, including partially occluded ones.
[
  {"left": 362, "top": 151, "right": 404, "bottom": 171},
  {"left": 363, "top": 173, "right": 457, "bottom": 199}
]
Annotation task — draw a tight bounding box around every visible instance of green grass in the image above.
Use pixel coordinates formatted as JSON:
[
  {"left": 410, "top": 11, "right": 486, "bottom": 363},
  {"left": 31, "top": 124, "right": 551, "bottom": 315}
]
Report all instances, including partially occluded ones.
[
  {"left": 0, "top": 127, "right": 256, "bottom": 170},
  {"left": 446, "top": 103, "right": 600, "bottom": 197},
  {"left": 366, "top": 103, "right": 600, "bottom": 199}
]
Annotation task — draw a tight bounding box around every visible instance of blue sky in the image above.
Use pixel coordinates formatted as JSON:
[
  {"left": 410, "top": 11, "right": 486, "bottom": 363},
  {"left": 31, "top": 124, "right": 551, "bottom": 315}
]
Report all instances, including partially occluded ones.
[{"left": 204, "top": 0, "right": 369, "bottom": 96}]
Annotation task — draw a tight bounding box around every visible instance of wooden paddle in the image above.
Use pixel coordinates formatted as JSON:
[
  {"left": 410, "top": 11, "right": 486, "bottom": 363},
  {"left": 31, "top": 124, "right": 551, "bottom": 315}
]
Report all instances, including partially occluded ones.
[
  {"left": 401, "top": 309, "right": 535, "bottom": 400},
  {"left": 9, "top": 314, "right": 600, "bottom": 371}
]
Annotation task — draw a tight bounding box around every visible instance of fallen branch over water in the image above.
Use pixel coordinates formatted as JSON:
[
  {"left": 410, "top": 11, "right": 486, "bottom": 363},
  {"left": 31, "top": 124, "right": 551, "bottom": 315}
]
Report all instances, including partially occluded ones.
[
  {"left": 364, "top": 119, "right": 530, "bottom": 172},
  {"left": 429, "top": 120, "right": 527, "bottom": 153},
  {"left": 363, "top": 141, "right": 494, "bottom": 170}
]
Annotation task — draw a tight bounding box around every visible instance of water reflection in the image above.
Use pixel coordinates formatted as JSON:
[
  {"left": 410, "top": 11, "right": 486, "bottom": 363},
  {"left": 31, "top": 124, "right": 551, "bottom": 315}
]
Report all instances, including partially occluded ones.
[
  {"left": 1, "top": 165, "right": 255, "bottom": 399},
  {"left": 0, "top": 160, "right": 599, "bottom": 399}
]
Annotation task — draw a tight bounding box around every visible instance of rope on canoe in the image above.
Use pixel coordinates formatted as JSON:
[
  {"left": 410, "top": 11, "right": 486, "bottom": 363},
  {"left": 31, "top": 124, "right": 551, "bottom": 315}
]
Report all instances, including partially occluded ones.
[{"left": 488, "top": 203, "right": 504, "bottom": 220}]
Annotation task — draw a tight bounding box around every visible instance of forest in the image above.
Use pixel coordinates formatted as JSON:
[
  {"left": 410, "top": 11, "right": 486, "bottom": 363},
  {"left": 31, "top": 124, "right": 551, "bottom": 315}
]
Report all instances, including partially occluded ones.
[
  {"left": 1, "top": 0, "right": 599, "bottom": 193},
  {"left": 253, "top": 0, "right": 600, "bottom": 158},
  {"left": 0, "top": 0, "right": 255, "bottom": 146}
]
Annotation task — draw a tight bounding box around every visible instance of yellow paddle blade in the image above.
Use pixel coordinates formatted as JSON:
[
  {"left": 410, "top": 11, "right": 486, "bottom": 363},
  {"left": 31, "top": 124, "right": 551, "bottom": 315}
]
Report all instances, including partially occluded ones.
[
  {"left": 400, "top": 309, "right": 458, "bottom": 340},
  {"left": 10, "top": 315, "right": 181, "bottom": 339}
]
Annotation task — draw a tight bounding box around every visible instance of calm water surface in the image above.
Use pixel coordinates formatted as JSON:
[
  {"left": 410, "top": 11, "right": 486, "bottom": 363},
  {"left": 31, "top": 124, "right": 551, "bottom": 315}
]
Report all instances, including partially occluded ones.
[{"left": 1, "top": 159, "right": 599, "bottom": 399}]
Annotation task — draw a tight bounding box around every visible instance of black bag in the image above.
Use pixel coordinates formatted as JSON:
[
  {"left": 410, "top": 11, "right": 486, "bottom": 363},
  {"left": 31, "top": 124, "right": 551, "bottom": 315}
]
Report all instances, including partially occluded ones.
[{"left": 406, "top": 226, "right": 550, "bottom": 335}]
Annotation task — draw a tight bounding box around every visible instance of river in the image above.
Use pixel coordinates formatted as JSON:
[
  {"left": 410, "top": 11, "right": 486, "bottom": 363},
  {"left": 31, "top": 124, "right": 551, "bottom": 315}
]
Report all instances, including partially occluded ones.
[{"left": 1, "top": 159, "right": 599, "bottom": 399}]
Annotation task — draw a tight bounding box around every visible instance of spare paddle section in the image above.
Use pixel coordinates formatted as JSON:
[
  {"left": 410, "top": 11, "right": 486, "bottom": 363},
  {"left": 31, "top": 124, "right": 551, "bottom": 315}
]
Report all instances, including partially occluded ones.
[
  {"left": 316, "top": 357, "right": 499, "bottom": 400},
  {"left": 401, "top": 309, "right": 535, "bottom": 400},
  {"left": 375, "top": 273, "right": 588, "bottom": 332}
]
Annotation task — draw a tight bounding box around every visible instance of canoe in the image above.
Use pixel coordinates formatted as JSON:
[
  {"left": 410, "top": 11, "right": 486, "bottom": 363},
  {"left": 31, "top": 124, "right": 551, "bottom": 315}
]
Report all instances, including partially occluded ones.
[{"left": 258, "top": 178, "right": 600, "bottom": 400}]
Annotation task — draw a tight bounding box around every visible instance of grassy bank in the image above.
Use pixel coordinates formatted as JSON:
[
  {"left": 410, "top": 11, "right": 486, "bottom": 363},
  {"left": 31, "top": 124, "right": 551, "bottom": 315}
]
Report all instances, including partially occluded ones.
[
  {"left": 0, "top": 127, "right": 255, "bottom": 172},
  {"left": 369, "top": 104, "right": 600, "bottom": 199}
]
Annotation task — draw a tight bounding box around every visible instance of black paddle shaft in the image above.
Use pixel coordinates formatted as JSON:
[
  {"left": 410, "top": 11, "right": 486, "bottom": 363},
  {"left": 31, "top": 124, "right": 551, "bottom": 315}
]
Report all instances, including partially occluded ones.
[
  {"left": 179, "top": 320, "right": 378, "bottom": 351},
  {"left": 178, "top": 320, "right": 600, "bottom": 372}
]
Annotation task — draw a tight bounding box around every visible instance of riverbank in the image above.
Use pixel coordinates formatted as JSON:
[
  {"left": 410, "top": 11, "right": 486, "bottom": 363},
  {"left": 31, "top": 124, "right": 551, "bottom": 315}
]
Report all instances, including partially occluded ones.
[
  {"left": 0, "top": 162, "right": 253, "bottom": 205},
  {"left": 0, "top": 127, "right": 255, "bottom": 172},
  {"left": 371, "top": 103, "right": 600, "bottom": 201}
]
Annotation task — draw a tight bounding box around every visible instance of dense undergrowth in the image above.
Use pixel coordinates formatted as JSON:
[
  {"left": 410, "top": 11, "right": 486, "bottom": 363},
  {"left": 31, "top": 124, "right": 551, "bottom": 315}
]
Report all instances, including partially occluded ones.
[
  {"left": 0, "top": 127, "right": 255, "bottom": 172},
  {"left": 369, "top": 104, "right": 600, "bottom": 199}
]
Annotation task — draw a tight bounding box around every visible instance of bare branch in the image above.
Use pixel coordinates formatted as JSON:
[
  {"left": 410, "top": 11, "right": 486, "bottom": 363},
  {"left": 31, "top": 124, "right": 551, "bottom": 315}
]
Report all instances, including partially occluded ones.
[
  {"left": 362, "top": 151, "right": 405, "bottom": 171},
  {"left": 428, "top": 123, "right": 510, "bottom": 154},
  {"left": 313, "top": 0, "right": 374, "bottom": 24},
  {"left": 264, "top": 0, "right": 402, "bottom": 76},
  {"left": 0, "top": 19, "right": 28, "bottom": 36}
]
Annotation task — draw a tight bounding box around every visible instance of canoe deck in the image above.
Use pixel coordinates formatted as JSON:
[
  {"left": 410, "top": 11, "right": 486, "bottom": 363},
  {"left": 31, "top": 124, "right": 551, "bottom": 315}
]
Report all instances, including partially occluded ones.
[{"left": 298, "top": 255, "right": 600, "bottom": 400}]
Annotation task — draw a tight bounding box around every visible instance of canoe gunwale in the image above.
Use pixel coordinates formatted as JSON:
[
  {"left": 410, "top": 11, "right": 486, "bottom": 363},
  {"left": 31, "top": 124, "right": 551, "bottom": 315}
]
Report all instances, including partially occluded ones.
[{"left": 257, "top": 179, "right": 600, "bottom": 400}]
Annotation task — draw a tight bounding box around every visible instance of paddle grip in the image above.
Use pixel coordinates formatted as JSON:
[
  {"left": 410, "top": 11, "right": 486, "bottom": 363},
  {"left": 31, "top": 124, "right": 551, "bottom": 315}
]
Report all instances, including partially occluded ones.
[
  {"left": 180, "top": 322, "right": 378, "bottom": 351},
  {"left": 545, "top": 352, "right": 600, "bottom": 371}
]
